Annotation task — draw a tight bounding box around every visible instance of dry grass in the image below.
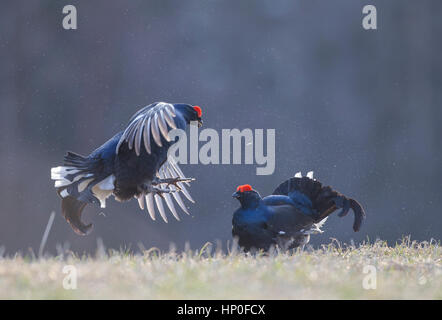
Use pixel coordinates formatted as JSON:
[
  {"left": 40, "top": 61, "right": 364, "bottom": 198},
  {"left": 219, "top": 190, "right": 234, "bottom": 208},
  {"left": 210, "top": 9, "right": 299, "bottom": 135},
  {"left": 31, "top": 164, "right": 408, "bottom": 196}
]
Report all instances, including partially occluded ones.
[{"left": 0, "top": 238, "right": 440, "bottom": 299}]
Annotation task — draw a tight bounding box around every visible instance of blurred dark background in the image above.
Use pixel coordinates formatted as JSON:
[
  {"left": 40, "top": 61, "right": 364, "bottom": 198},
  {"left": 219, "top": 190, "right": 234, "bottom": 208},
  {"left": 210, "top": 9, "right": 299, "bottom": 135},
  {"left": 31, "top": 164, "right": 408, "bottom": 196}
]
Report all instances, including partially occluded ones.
[{"left": 1, "top": 1, "right": 441, "bottom": 255}]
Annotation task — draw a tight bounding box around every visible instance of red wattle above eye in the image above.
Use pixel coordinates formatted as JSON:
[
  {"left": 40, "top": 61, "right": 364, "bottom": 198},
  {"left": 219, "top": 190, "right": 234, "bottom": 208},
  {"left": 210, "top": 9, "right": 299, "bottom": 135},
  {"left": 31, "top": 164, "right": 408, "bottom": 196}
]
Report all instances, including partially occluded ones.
[
  {"left": 193, "top": 106, "right": 202, "bottom": 118},
  {"left": 236, "top": 184, "right": 253, "bottom": 192}
]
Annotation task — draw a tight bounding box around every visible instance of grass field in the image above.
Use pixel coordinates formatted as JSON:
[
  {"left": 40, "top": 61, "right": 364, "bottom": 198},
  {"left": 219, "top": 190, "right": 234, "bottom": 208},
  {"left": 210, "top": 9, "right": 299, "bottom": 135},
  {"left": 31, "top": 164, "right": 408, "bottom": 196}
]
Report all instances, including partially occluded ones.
[{"left": 0, "top": 238, "right": 440, "bottom": 299}]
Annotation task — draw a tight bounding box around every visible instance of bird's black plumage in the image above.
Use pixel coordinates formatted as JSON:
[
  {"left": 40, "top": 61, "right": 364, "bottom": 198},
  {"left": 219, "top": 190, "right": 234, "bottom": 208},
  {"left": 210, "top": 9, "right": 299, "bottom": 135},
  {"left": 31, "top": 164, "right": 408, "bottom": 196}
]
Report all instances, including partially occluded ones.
[
  {"left": 51, "top": 102, "right": 203, "bottom": 235},
  {"left": 232, "top": 172, "right": 366, "bottom": 251}
]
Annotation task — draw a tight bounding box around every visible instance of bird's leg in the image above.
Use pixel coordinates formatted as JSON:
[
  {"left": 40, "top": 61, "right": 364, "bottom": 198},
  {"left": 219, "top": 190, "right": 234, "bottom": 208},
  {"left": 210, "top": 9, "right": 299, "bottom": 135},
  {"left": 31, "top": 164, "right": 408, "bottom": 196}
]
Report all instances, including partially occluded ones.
[
  {"left": 151, "top": 176, "right": 195, "bottom": 190},
  {"left": 138, "top": 183, "right": 176, "bottom": 198},
  {"left": 151, "top": 186, "right": 175, "bottom": 198},
  {"left": 134, "top": 183, "right": 176, "bottom": 210}
]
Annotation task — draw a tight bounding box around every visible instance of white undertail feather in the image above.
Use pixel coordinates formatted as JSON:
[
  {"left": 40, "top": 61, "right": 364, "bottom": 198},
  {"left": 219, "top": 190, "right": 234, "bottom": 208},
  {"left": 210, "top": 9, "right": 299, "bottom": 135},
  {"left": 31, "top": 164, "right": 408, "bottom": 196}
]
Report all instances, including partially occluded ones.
[
  {"left": 294, "top": 170, "right": 314, "bottom": 179},
  {"left": 51, "top": 166, "right": 86, "bottom": 188},
  {"left": 92, "top": 175, "right": 115, "bottom": 208},
  {"left": 51, "top": 165, "right": 115, "bottom": 208},
  {"left": 303, "top": 217, "right": 328, "bottom": 235},
  {"left": 51, "top": 166, "right": 80, "bottom": 179},
  {"left": 315, "top": 217, "right": 328, "bottom": 228},
  {"left": 78, "top": 178, "right": 94, "bottom": 193},
  {"left": 60, "top": 189, "right": 69, "bottom": 198},
  {"left": 51, "top": 166, "right": 88, "bottom": 189},
  {"left": 97, "top": 174, "right": 115, "bottom": 190},
  {"left": 54, "top": 179, "right": 72, "bottom": 188}
]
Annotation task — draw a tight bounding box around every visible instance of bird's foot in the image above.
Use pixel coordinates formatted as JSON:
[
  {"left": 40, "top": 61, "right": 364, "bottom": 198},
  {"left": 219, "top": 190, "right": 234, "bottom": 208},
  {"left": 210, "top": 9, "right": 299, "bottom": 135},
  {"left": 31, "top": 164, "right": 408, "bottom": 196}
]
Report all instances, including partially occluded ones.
[
  {"left": 138, "top": 183, "right": 176, "bottom": 199},
  {"left": 151, "top": 186, "right": 175, "bottom": 198},
  {"left": 152, "top": 177, "right": 195, "bottom": 191}
]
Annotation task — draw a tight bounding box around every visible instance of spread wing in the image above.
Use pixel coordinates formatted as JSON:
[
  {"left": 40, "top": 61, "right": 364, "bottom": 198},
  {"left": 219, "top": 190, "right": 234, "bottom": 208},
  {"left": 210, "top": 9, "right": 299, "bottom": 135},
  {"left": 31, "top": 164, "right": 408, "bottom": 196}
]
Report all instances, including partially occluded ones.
[
  {"left": 136, "top": 158, "right": 195, "bottom": 223},
  {"left": 116, "top": 102, "right": 178, "bottom": 156},
  {"left": 116, "top": 102, "right": 196, "bottom": 223}
]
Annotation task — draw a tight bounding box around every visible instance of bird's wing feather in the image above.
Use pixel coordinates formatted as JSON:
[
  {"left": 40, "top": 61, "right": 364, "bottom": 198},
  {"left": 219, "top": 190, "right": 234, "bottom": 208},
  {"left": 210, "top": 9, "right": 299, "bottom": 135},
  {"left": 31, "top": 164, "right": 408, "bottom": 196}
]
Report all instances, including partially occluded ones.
[
  {"left": 138, "top": 158, "right": 193, "bottom": 222},
  {"left": 266, "top": 204, "right": 315, "bottom": 236},
  {"left": 262, "top": 195, "right": 294, "bottom": 206},
  {"left": 263, "top": 194, "right": 314, "bottom": 216},
  {"left": 118, "top": 102, "right": 196, "bottom": 223},
  {"left": 116, "top": 102, "right": 177, "bottom": 156}
]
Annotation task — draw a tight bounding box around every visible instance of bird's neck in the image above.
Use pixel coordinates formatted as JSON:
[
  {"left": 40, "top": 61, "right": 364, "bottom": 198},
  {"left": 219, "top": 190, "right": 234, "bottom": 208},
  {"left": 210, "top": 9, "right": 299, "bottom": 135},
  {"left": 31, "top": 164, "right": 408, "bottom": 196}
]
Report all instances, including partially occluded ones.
[{"left": 240, "top": 197, "right": 262, "bottom": 210}]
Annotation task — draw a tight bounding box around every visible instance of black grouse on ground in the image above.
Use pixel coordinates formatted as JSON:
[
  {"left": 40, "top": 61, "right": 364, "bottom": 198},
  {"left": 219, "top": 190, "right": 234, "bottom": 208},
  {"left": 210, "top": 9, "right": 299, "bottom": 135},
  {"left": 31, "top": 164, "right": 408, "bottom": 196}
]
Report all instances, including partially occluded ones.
[{"left": 232, "top": 171, "right": 366, "bottom": 251}]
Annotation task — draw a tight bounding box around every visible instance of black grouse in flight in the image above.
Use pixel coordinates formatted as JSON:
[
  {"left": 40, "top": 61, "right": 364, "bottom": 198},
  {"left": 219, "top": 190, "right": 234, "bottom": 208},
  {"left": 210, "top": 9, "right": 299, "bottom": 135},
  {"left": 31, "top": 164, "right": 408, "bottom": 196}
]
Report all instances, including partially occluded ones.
[{"left": 51, "top": 102, "right": 203, "bottom": 235}]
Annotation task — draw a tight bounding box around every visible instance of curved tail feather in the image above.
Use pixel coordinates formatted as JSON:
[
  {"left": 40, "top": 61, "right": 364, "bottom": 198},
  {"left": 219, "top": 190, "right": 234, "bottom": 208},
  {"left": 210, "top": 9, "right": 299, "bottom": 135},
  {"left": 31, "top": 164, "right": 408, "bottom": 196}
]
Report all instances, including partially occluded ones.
[
  {"left": 272, "top": 172, "right": 366, "bottom": 232},
  {"left": 51, "top": 151, "right": 114, "bottom": 235},
  {"left": 349, "top": 198, "right": 365, "bottom": 232},
  {"left": 60, "top": 195, "right": 93, "bottom": 235}
]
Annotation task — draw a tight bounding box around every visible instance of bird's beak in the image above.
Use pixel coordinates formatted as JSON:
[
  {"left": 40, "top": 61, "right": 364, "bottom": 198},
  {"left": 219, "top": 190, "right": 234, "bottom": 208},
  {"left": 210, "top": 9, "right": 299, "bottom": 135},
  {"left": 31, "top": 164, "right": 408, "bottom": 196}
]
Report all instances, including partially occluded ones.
[
  {"left": 190, "top": 119, "right": 203, "bottom": 127},
  {"left": 232, "top": 191, "right": 240, "bottom": 199}
]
